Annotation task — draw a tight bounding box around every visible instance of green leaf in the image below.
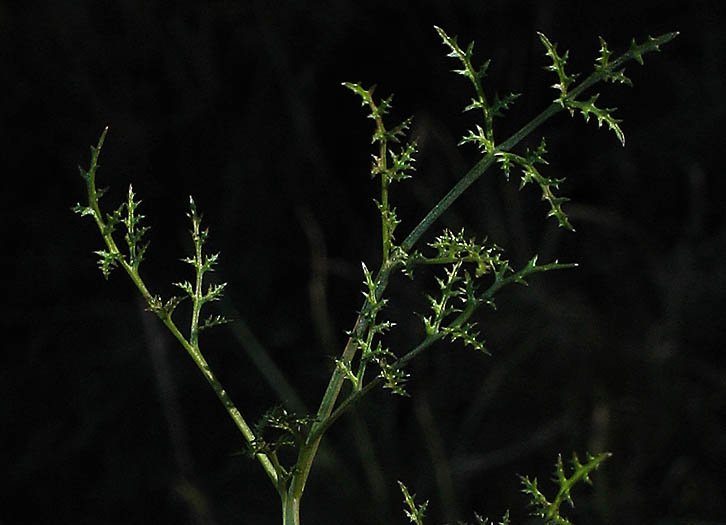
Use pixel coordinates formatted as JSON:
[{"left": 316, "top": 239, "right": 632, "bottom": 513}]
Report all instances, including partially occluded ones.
[
  {"left": 342, "top": 81, "right": 371, "bottom": 103},
  {"left": 252, "top": 406, "right": 317, "bottom": 464},
  {"left": 378, "top": 359, "right": 409, "bottom": 396},
  {"left": 78, "top": 166, "right": 90, "bottom": 182},
  {"left": 72, "top": 203, "right": 95, "bottom": 217},
  {"left": 595, "top": 37, "right": 632, "bottom": 86},
  {"left": 465, "top": 510, "right": 511, "bottom": 525},
  {"left": 538, "top": 32, "right": 578, "bottom": 102},
  {"left": 496, "top": 154, "right": 513, "bottom": 182},
  {"left": 204, "top": 282, "right": 227, "bottom": 303},
  {"left": 201, "top": 252, "right": 220, "bottom": 272},
  {"left": 163, "top": 296, "right": 185, "bottom": 316},
  {"left": 443, "top": 321, "right": 488, "bottom": 353},
  {"left": 490, "top": 92, "right": 521, "bottom": 117},
  {"left": 398, "top": 481, "right": 428, "bottom": 525},
  {"left": 199, "top": 314, "right": 231, "bottom": 331},
  {"left": 360, "top": 262, "right": 388, "bottom": 318},
  {"left": 388, "top": 141, "right": 417, "bottom": 181},
  {"left": 520, "top": 451, "right": 611, "bottom": 525},
  {"left": 459, "top": 124, "right": 494, "bottom": 154},
  {"left": 629, "top": 37, "right": 646, "bottom": 65},
  {"left": 102, "top": 202, "right": 124, "bottom": 236},
  {"left": 435, "top": 25, "right": 499, "bottom": 145},
  {"left": 568, "top": 94, "right": 625, "bottom": 146},
  {"left": 496, "top": 150, "right": 573, "bottom": 231},
  {"left": 123, "top": 185, "right": 150, "bottom": 269},
  {"left": 94, "top": 249, "right": 120, "bottom": 279},
  {"left": 366, "top": 341, "right": 408, "bottom": 396},
  {"left": 174, "top": 280, "right": 194, "bottom": 297}
]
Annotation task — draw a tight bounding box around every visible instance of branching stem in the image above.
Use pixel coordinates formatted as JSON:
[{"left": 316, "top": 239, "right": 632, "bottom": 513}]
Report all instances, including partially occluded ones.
[
  {"left": 78, "top": 129, "right": 279, "bottom": 488},
  {"left": 285, "top": 31, "right": 676, "bottom": 514},
  {"left": 78, "top": 28, "right": 677, "bottom": 525}
]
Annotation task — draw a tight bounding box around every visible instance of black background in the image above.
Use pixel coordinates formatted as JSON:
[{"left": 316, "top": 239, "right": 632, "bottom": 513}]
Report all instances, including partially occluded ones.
[{"left": 3, "top": 1, "right": 725, "bottom": 524}]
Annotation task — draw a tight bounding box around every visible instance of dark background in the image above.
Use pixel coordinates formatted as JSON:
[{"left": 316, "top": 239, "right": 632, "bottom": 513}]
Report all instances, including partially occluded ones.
[{"left": 3, "top": 1, "right": 725, "bottom": 524}]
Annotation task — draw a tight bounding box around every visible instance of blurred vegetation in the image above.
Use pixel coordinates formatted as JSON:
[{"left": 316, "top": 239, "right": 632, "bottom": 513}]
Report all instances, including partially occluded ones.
[{"left": 2, "top": 1, "right": 724, "bottom": 523}]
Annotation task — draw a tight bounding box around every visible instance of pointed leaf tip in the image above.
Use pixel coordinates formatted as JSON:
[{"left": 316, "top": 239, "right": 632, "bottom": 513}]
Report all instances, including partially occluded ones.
[
  {"left": 97, "top": 126, "right": 108, "bottom": 148},
  {"left": 658, "top": 31, "right": 680, "bottom": 45}
]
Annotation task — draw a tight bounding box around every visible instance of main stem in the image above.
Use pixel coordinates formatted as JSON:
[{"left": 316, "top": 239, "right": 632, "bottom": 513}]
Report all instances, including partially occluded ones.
[{"left": 282, "top": 492, "right": 301, "bottom": 525}]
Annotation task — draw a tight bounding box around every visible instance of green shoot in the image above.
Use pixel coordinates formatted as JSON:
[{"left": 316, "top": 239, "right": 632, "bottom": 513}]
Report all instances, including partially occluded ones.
[
  {"left": 74, "top": 26, "right": 676, "bottom": 525},
  {"left": 520, "top": 452, "right": 612, "bottom": 525}
]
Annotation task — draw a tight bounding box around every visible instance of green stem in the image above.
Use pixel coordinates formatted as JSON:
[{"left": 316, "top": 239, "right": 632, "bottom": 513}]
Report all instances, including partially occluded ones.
[
  {"left": 285, "top": 38, "right": 627, "bottom": 507},
  {"left": 164, "top": 312, "right": 279, "bottom": 486},
  {"left": 126, "top": 260, "right": 279, "bottom": 486},
  {"left": 370, "top": 97, "right": 391, "bottom": 264},
  {"left": 130, "top": 267, "right": 279, "bottom": 486},
  {"left": 309, "top": 377, "right": 382, "bottom": 443},
  {"left": 312, "top": 259, "right": 576, "bottom": 437},
  {"left": 271, "top": 31, "right": 675, "bottom": 512},
  {"left": 190, "top": 236, "right": 204, "bottom": 349},
  {"left": 380, "top": 145, "right": 390, "bottom": 264},
  {"left": 286, "top": 264, "right": 395, "bottom": 507},
  {"left": 399, "top": 102, "right": 553, "bottom": 254},
  {"left": 82, "top": 130, "right": 279, "bottom": 487},
  {"left": 354, "top": 321, "right": 375, "bottom": 386},
  {"left": 282, "top": 491, "right": 301, "bottom": 525},
  {"left": 402, "top": 31, "right": 678, "bottom": 254}
]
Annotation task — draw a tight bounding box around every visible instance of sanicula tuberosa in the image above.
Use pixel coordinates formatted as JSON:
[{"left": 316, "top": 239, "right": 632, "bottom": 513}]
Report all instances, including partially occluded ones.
[{"left": 74, "top": 26, "right": 677, "bottom": 524}]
